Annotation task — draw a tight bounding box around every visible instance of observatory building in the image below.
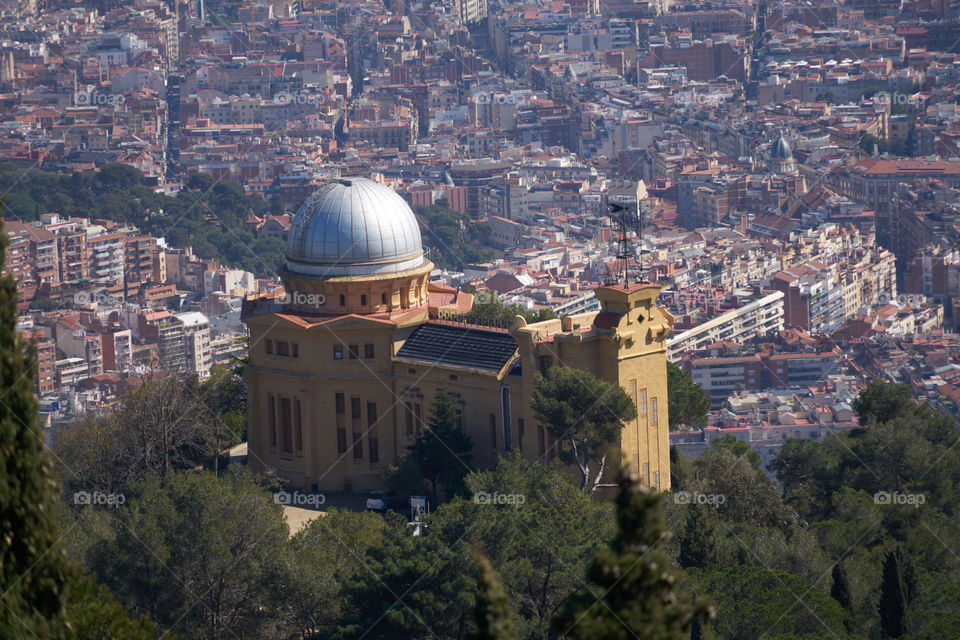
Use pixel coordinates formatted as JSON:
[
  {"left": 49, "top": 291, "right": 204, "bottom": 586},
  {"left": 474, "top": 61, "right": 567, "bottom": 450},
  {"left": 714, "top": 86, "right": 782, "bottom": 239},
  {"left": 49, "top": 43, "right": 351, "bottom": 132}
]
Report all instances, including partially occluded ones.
[{"left": 242, "top": 178, "right": 674, "bottom": 492}]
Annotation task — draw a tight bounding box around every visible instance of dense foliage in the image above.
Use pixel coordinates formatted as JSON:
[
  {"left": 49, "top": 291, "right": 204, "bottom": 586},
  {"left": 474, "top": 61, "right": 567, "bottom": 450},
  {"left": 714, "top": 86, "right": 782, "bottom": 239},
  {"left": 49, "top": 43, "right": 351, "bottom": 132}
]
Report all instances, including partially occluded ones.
[
  {"left": 0, "top": 217, "right": 71, "bottom": 637},
  {"left": 414, "top": 202, "right": 495, "bottom": 270},
  {"left": 0, "top": 217, "right": 153, "bottom": 637},
  {"left": 531, "top": 366, "right": 637, "bottom": 492},
  {"left": 35, "top": 343, "right": 960, "bottom": 639},
  {"left": 470, "top": 291, "right": 558, "bottom": 325},
  {"left": 667, "top": 361, "right": 710, "bottom": 430},
  {"left": 0, "top": 163, "right": 286, "bottom": 276}
]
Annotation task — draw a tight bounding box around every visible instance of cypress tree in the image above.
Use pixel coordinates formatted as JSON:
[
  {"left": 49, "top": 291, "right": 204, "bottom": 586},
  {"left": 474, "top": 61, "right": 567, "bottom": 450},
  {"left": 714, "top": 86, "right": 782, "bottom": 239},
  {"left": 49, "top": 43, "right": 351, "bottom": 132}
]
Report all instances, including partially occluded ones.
[
  {"left": 469, "top": 549, "right": 516, "bottom": 640},
  {"left": 0, "top": 218, "right": 71, "bottom": 637},
  {"left": 831, "top": 562, "right": 851, "bottom": 612},
  {"left": 878, "top": 546, "right": 913, "bottom": 638},
  {"left": 553, "top": 469, "right": 714, "bottom": 639}
]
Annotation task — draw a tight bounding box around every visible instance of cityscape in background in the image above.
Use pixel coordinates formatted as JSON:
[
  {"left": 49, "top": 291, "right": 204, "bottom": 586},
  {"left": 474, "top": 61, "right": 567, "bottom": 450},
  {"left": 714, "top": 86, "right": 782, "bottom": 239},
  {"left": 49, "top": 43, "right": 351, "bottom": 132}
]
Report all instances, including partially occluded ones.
[{"left": 5, "top": 0, "right": 960, "bottom": 468}]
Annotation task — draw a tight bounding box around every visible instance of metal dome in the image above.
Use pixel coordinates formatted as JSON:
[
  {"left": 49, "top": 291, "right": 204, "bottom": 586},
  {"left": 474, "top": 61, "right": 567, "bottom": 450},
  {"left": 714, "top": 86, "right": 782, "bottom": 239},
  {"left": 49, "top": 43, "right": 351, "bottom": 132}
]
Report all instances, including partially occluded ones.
[
  {"left": 285, "top": 178, "right": 426, "bottom": 277},
  {"left": 771, "top": 134, "right": 793, "bottom": 160}
]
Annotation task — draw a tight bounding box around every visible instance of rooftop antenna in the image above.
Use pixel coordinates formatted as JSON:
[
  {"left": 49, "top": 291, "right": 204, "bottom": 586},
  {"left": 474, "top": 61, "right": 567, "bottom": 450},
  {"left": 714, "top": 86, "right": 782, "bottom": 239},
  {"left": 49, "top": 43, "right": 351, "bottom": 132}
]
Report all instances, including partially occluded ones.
[{"left": 606, "top": 181, "right": 644, "bottom": 286}]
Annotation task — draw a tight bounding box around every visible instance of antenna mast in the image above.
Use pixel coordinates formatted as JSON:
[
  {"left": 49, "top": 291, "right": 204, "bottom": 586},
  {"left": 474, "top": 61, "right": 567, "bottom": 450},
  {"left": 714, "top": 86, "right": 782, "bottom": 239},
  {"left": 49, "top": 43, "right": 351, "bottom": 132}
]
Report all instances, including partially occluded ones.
[{"left": 605, "top": 180, "right": 645, "bottom": 286}]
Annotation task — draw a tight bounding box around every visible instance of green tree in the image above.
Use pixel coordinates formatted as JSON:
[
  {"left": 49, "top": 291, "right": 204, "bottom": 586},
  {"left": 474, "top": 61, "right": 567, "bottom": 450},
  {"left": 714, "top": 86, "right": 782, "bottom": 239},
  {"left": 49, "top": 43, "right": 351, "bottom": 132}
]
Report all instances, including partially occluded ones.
[
  {"left": 196, "top": 367, "right": 247, "bottom": 472},
  {"left": 408, "top": 385, "right": 474, "bottom": 503},
  {"left": 531, "top": 367, "right": 637, "bottom": 492},
  {"left": 769, "top": 437, "right": 841, "bottom": 520},
  {"left": 693, "top": 565, "right": 850, "bottom": 639},
  {"left": 667, "top": 362, "right": 710, "bottom": 430},
  {"left": 831, "top": 561, "right": 852, "bottom": 615},
  {"left": 285, "top": 509, "right": 389, "bottom": 637},
  {"left": 683, "top": 447, "right": 790, "bottom": 528},
  {"left": 469, "top": 291, "right": 556, "bottom": 325},
  {"left": 711, "top": 433, "right": 760, "bottom": 470},
  {"left": 85, "top": 469, "right": 288, "bottom": 639},
  {"left": 65, "top": 573, "right": 156, "bottom": 640},
  {"left": 854, "top": 380, "right": 916, "bottom": 425},
  {"left": 879, "top": 546, "right": 915, "bottom": 638},
  {"left": 552, "top": 470, "right": 713, "bottom": 639},
  {"left": 0, "top": 218, "right": 71, "bottom": 638},
  {"left": 469, "top": 549, "right": 516, "bottom": 640},
  {"left": 431, "top": 454, "right": 615, "bottom": 638},
  {"left": 335, "top": 516, "right": 477, "bottom": 640},
  {"left": 677, "top": 503, "right": 718, "bottom": 571}
]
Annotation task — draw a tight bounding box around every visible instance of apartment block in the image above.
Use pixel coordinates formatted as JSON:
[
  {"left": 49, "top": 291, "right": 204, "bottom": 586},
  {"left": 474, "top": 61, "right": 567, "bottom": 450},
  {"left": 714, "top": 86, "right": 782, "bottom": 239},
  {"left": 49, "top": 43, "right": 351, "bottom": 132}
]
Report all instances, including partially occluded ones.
[{"left": 667, "top": 291, "right": 785, "bottom": 360}]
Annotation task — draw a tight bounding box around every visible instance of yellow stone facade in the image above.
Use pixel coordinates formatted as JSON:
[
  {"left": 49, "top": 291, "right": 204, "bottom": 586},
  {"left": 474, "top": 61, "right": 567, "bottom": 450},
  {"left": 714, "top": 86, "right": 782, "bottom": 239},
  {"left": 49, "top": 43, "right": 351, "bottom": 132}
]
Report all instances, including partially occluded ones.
[
  {"left": 243, "top": 280, "right": 674, "bottom": 493},
  {"left": 243, "top": 177, "right": 672, "bottom": 494}
]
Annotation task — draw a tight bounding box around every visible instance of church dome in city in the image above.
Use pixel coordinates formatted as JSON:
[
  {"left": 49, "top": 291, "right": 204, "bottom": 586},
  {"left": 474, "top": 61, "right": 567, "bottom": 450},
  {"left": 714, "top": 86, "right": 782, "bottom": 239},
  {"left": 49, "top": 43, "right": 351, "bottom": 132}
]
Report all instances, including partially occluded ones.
[
  {"left": 771, "top": 134, "right": 793, "bottom": 160},
  {"left": 285, "top": 177, "right": 426, "bottom": 277}
]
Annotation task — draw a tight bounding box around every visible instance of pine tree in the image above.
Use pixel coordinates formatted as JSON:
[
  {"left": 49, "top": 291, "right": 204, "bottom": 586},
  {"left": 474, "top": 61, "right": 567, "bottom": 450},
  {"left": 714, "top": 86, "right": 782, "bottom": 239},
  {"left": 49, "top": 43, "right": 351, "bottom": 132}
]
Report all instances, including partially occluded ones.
[
  {"left": 677, "top": 504, "right": 716, "bottom": 571},
  {"left": 410, "top": 384, "right": 473, "bottom": 503},
  {"left": 0, "top": 218, "right": 71, "bottom": 638},
  {"left": 469, "top": 549, "right": 516, "bottom": 640},
  {"left": 552, "top": 469, "right": 714, "bottom": 639},
  {"left": 878, "top": 546, "right": 913, "bottom": 638}
]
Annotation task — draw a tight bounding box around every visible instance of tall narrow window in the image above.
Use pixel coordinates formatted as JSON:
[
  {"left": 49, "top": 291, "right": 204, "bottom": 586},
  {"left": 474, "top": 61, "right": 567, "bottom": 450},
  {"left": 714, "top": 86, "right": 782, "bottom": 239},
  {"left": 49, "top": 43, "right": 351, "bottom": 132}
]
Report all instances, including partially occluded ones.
[
  {"left": 280, "top": 397, "right": 292, "bottom": 454},
  {"left": 650, "top": 397, "right": 659, "bottom": 427},
  {"left": 415, "top": 402, "right": 423, "bottom": 436},
  {"left": 333, "top": 344, "right": 343, "bottom": 360},
  {"left": 641, "top": 462, "right": 649, "bottom": 486},
  {"left": 265, "top": 340, "right": 274, "bottom": 355},
  {"left": 367, "top": 402, "right": 379, "bottom": 464},
  {"left": 339, "top": 294, "right": 345, "bottom": 306},
  {"left": 292, "top": 343, "right": 299, "bottom": 359},
  {"left": 638, "top": 389, "right": 648, "bottom": 419},
  {"left": 501, "top": 387, "right": 512, "bottom": 450},
  {"left": 348, "top": 344, "right": 359, "bottom": 360},
  {"left": 268, "top": 394, "right": 277, "bottom": 449},
  {"left": 631, "top": 454, "right": 640, "bottom": 475},
  {"left": 364, "top": 343, "right": 375, "bottom": 360},
  {"left": 489, "top": 414, "right": 497, "bottom": 449},
  {"left": 335, "top": 392, "right": 347, "bottom": 454},
  {"left": 404, "top": 402, "right": 414, "bottom": 437},
  {"left": 361, "top": 294, "right": 367, "bottom": 306},
  {"left": 351, "top": 397, "right": 363, "bottom": 459},
  {"left": 654, "top": 470, "right": 661, "bottom": 491},
  {"left": 293, "top": 398, "right": 303, "bottom": 455}
]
